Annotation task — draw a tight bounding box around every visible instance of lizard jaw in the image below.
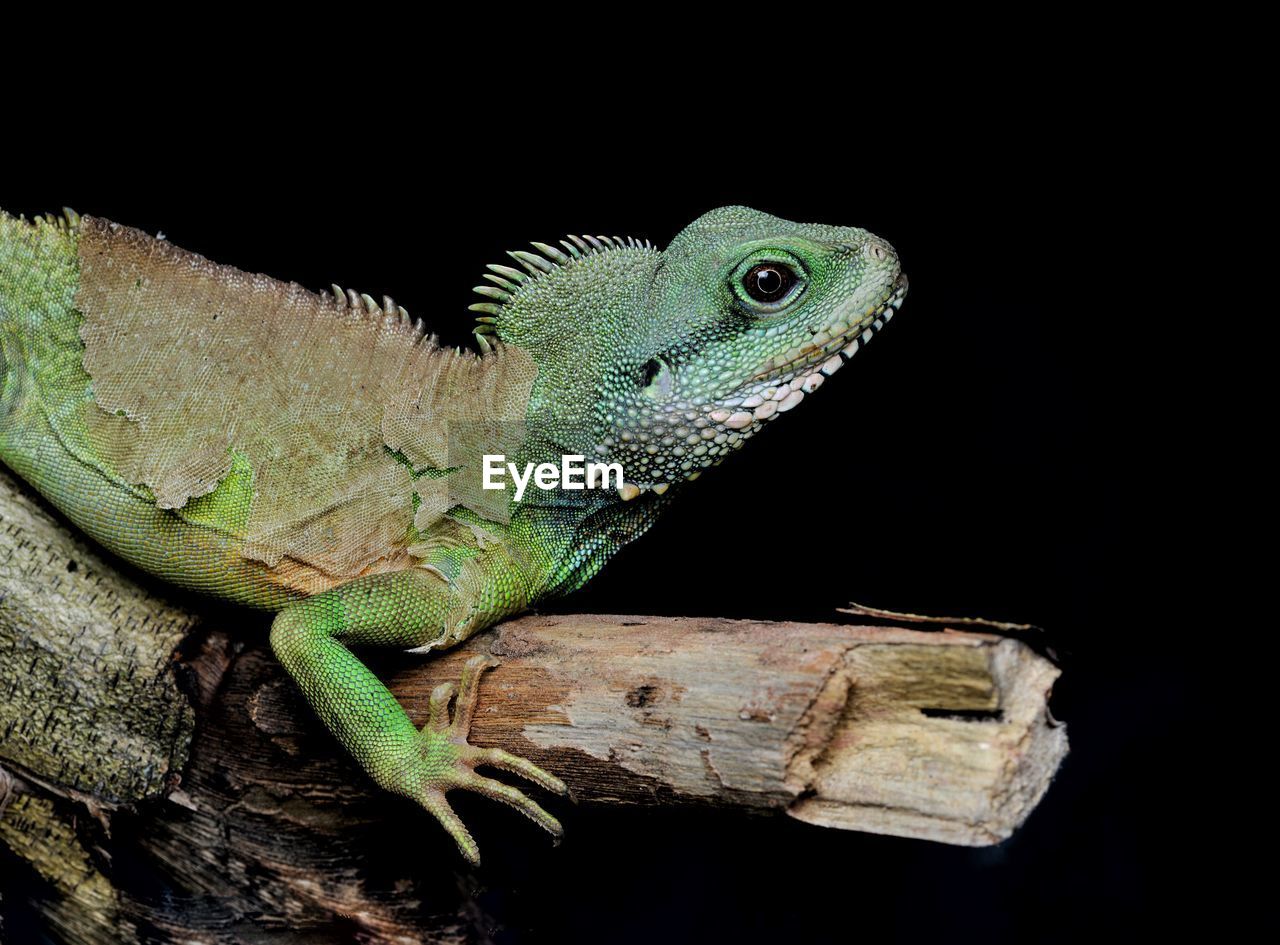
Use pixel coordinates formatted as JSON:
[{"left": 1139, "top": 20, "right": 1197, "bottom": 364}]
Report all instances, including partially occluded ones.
[
  {"left": 750, "top": 273, "right": 909, "bottom": 386},
  {"left": 609, "top": 275, "right": 908, "bottom": 500}
]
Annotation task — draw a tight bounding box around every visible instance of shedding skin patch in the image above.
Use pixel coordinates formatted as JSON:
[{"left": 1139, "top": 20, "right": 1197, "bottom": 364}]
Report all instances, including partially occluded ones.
[
  {"left": 76, "top": 218, "right": 537, "bottom": 579},
  {"left": 382, "top": 358, "right": 534, "bottom": 530}
]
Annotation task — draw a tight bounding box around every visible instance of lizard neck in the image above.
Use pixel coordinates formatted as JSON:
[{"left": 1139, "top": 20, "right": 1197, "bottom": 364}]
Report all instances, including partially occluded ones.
[{"left": 488, "top": 245, "right": 663, "bottom": 465}]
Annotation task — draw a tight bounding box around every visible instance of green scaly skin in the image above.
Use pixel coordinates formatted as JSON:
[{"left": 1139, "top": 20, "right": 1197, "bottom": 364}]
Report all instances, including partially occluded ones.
[{"left": 0, "top": 206, "right": 905, "bottom": 864}]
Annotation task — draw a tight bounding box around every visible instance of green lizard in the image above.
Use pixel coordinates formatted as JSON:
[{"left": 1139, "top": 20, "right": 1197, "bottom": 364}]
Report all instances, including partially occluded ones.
[{"left": 0, "top": 205, "right": 906, "bottom": 864}]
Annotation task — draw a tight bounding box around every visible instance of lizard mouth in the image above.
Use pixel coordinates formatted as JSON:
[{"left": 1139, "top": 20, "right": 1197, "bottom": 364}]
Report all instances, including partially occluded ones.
[
  {"left": 751, "top": 273, "right": 908, "bottom": 387},
  {"left": 602, "top": 273, "right": 907, "bottom": 499},
  {"left": 648, "top": 275, "right": 908, "bottom": 479}
]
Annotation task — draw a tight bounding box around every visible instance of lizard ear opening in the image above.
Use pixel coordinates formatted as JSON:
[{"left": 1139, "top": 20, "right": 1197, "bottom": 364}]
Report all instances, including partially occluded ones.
[
  {"left": 640, "top": 358, "right": 662, "bottom": 387},
  {"left": 639, "top": 357, "right": 675, "bottom": 399}
]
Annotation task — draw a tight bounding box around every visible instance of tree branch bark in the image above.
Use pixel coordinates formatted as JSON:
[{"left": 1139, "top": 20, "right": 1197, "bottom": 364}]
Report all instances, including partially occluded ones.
[
  {"left": 383, "top": 613, "right": 1065, "bottom": 845},
  {"left": 0, "top": 466, "right": 1067, "bottom": 943}
]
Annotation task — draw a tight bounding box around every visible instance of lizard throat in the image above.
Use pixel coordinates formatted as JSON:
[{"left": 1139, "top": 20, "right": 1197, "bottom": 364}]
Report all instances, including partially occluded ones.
[{"left": 595, "top": 276, "right": 908, "bottom": 499}]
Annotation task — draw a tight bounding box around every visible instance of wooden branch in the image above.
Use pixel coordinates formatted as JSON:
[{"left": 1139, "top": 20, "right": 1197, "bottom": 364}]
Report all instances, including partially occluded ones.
[
  {"left": 0, "top": 466, "right": 1067, "bottom": 943},
  {"left": 378, "top": 614, "right": 1065, "bottom": 845},
  {"left": 0, "top": 469, "right": 198, "bottom": 807}
]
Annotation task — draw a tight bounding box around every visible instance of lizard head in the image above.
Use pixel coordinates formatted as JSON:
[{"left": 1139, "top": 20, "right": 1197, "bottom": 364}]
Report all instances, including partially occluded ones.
[{"left": 473, "top": 205, "right": 905, "bottom": 501}]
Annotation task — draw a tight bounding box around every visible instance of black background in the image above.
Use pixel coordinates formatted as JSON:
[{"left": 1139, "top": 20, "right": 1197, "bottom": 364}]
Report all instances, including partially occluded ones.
[{"left": 3, "top": 99, "right": 1182, "bottom": 943}]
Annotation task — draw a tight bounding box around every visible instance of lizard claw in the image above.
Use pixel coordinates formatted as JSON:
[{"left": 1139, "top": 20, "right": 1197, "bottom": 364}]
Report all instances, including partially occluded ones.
[{"left": 412, "top": 654, "right": 567, "bottom": 866}]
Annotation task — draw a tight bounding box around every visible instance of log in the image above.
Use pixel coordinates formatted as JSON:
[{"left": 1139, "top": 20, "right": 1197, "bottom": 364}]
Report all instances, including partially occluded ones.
[
  {"left": 386, "top": 614, "right": 1065, "bottom": 844},
  {"left": 0, "top": 466, "right": 1067, "bottom": 943}
]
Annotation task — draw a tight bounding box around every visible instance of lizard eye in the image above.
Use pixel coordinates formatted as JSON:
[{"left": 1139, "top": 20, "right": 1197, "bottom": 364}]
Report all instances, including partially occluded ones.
[
  {"left": 731, "top": 253, "right": 806, "bottom": 314},
  {"left": 743, "top": 264, "right": 794, "bottom": 302}
]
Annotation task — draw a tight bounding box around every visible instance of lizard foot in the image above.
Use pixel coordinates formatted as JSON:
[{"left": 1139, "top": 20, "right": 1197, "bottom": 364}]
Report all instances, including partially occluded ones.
[{"left": 410, "top": 654, "right": 566, "bottom": 866}]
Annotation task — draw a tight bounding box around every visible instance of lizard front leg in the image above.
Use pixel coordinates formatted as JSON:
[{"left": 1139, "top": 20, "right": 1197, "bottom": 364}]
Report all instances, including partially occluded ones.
[{"left": 268, "top": 567, "right": 565, "bottom": 866}]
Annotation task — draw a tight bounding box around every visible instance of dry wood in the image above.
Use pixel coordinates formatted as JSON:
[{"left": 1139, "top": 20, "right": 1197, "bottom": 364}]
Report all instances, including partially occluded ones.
[
  {"left": 0, "top": 466, "right": 1067, "bottom": 943},
  {"left": 385, "top": 614, "right": 1065, "bottom": 845}
]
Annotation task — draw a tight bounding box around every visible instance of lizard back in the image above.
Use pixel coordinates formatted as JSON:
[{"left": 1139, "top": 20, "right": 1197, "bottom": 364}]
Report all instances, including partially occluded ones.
[{"left": 1, "top": 213, "right": 538, "bottom": 600}]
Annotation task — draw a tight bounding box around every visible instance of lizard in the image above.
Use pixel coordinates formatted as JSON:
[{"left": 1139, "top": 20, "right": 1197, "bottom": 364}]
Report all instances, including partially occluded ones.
[{"left": 0, "top": 205, "right": 906, "bottom": 865}]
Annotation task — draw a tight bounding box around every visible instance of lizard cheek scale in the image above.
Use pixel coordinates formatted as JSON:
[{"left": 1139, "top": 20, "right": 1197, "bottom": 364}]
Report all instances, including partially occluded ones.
[{"left": 0, "top": 204, "right": 904, "bottom": 865}]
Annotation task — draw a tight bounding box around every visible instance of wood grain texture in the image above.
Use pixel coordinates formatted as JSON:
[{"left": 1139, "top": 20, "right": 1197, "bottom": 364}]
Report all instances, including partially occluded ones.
[
  {"left": 0, "top": 465, "right": 1067, "bottom": 943},
  {"left": 384, "top": 614, "right": 1066, "bottom": 845}
]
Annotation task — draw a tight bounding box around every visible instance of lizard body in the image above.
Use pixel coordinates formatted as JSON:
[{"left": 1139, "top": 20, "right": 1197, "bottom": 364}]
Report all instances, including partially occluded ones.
[{"left": 0, "top": 206, "right": 905, "bottom": 863}]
